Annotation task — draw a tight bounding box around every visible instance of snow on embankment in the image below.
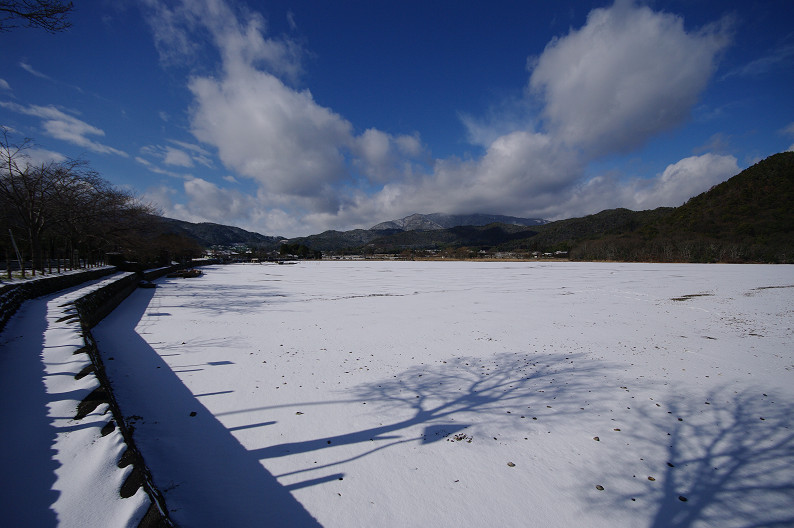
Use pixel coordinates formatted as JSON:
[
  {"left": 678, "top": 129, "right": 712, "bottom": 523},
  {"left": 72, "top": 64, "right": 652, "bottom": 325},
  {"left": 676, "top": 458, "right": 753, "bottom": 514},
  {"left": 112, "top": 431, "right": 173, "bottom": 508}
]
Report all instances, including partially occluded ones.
[
  {"left": 0, "top": 270, "right": 175, "bottom": 527},
  {"left": 0, "top": 267, "right": 117, "bottom": 333}
]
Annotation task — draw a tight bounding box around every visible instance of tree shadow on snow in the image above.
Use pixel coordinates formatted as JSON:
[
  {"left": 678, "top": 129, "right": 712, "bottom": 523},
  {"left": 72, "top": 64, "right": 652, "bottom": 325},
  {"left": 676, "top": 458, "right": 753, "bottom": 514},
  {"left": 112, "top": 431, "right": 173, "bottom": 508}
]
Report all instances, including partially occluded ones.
[
  {"left": 254, "top": 351, "right": 612, "bottom": 474},
  {"left": 591, "top": 386, "right": 794, "bottom": 528},
  {"left": 154, "top": 275, "right": 292, "bottom": 316},
  {"left": 94, "top": 287, "right": 322, "bottom": 528}
]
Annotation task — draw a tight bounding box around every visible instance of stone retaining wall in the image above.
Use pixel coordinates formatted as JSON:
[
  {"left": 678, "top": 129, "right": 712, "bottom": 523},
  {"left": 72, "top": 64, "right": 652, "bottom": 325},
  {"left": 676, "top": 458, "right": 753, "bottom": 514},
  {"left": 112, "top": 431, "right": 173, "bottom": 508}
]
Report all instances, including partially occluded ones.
[
  {"left": 2, "top": 261, "right": 218, "bottom": 526},
  {"left": 74, "top": 262, "right": 214, "bottom": 527},
  {"left": 75, "top": 274, "right": 174, "bottom": 527},
  {"left": 0, "top": 267, "right": 117, "bottom": 334}
]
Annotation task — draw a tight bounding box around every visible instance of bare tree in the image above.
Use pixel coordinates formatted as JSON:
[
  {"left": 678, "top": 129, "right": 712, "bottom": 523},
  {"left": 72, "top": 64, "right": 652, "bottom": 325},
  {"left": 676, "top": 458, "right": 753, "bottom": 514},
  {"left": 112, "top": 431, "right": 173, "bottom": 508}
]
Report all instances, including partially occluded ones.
[
  {"left": 2, "top": 129, "right": 161, "bottom": 274},
  {"left": 0, "top": 0, "right": 73, "bottom": 33},
  {"left": 1, "top": 130, "right": 66, "bottom": 274}
]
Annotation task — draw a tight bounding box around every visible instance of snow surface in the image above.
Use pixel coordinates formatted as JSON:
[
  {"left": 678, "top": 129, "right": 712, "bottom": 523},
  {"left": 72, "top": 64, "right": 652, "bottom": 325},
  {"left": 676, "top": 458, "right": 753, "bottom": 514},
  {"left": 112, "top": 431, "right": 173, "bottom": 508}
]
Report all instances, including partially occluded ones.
[
  {"left": 5, "top": 261, "right": 792, "bottom": 527},
  {"left": 92, "top": 261, "right": 794, "bottom": 528},
  {"left": 0, "top": 272, "right": 149, "bottom": 528}
]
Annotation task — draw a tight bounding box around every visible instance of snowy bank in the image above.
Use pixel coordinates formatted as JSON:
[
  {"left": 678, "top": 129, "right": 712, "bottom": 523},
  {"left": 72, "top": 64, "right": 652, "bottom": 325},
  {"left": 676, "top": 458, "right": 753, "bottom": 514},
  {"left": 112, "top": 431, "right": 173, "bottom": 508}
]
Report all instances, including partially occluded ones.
[
  {"left": 0, "top": 267, "right": 116, "bottom": 333},
  {"left": 92, "top": 261, "right": 794, "bottom": 527},
  {"left": 0, "top": 270, "right": 174, "bottom": 527}
]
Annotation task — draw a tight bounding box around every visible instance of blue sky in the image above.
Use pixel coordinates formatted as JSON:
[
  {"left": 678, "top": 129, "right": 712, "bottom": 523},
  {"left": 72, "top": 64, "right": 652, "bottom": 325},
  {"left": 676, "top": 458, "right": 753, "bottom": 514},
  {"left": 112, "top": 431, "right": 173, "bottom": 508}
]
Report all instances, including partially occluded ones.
[{"left": 1, "top": 0, "right": 793, "bottom": 237}]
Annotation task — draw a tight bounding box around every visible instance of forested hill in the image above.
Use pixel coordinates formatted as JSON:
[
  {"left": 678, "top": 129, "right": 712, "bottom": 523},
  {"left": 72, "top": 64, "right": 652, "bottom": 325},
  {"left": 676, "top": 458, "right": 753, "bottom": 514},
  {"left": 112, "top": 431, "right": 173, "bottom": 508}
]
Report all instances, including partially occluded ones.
[
  {"left": 292, "top": 152, "right": 794, "bottom": 262},
  {"left": 664, "top": 151, "right": 793, "bottom": 240},
  {"left": 157, "top": 217, "right": 284, "bottom": 249},
  {"left": 564, "top": 151, "right": 794, "bottom": 262}
]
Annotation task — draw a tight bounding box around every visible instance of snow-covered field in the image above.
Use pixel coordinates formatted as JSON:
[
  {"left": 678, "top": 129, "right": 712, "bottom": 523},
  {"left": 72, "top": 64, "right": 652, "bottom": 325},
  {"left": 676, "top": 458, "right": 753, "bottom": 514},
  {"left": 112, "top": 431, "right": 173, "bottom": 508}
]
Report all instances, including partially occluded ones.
[{"left": 81, "top": 262, "right": 794, "bottom": 526}]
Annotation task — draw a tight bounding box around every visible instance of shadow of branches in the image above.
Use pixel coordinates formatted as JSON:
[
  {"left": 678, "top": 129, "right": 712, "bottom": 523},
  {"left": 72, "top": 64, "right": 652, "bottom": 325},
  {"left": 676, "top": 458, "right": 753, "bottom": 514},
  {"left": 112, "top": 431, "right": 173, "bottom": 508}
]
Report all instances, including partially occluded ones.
[
  {"left": 255, "top": 351, "right": 612, "bottom": 466},
  {"left": 593, "top": 386, "right": 794, "bottom": 528},
  {"left": 155, "top": 277, "right": 291, "bottom": 316}
]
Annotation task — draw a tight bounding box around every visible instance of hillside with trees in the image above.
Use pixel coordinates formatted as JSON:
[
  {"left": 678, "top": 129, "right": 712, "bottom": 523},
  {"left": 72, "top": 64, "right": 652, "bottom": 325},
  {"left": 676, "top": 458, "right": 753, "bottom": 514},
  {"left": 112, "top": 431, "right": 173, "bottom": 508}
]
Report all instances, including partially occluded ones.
[
  {"left": 156, "top": 217, "right": 283, "bottom": 249},
  {"left": 293, "top": 152, "right": 794, "bottom": 263},
  {"left": 567, "top": 152, "right": 793, "bottom": 262}
]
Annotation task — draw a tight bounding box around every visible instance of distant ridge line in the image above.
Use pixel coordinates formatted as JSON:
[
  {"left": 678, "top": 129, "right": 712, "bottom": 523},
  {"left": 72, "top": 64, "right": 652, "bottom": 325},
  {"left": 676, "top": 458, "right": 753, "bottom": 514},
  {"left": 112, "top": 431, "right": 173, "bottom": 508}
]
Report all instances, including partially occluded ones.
[{"left": 371, "top": 213, "right": 547, "bottom": 231}]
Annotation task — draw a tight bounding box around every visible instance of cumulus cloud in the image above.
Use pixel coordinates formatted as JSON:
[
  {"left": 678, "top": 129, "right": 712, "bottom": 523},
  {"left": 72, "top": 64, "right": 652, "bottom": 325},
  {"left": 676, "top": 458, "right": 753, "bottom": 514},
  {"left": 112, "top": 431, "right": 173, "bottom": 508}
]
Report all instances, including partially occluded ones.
[
  {"left": 146, "top": 0, "right": 431, "bottom": 217},
  {"left": 528, "top": 0, "right": 731, "bottom": 156},
  {"left": 0, "top": 101, "right": 127, "bottom": 157},
  {"left": 146, "top": 177, "right": 308, "bottom": 236},
  {"left": 143, "top": 0, "right": 304, "bottom": 82},
  {"left": 181, "top": 176, "right": 256, "bottom": 220},
  {"left": 142, "top": 0, "right": 736, "bottom": 236},
  {"left": 547, "top": 153, "right": 739, "bottom": 218},
  {"left": 352, "top": 129, "right": 428, "bottom": 183},
  {"left": 189, "top": 68, "right": 353, "bottom": 199},
  {"left": 641, "top": 154, "right": 739, "bottom": 206},
  {"left": 146, "top": 177, "right": 254, "bottom": 223}
]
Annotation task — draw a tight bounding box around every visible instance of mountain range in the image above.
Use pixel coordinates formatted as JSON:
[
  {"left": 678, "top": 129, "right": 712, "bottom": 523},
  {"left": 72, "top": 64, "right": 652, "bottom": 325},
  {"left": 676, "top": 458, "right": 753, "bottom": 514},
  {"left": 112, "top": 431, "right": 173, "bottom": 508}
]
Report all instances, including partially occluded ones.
[
  {"left": 157, "top": 151, "right": 794, "bottom": 263},
  {"left": 371, "top": 213, "right": 546, "bottom": 231},
  {"left": 155, "top": 216, "right": 284, "bottom": 249}
]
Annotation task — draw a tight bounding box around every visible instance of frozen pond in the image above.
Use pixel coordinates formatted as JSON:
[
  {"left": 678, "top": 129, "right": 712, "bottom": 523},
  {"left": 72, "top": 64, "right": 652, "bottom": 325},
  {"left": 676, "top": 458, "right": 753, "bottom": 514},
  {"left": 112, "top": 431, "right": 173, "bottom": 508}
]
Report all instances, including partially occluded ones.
[{"left": 94, "top": 261, "right": 794, "bottom": 527}]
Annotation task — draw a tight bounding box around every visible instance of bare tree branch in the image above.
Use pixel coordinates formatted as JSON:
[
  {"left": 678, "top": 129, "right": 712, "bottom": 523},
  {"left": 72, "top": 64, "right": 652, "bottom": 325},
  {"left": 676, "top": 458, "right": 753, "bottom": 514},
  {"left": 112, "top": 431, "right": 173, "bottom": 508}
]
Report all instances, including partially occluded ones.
[{"left": 0, "top": 1, "right": 74, "bottom": 33}]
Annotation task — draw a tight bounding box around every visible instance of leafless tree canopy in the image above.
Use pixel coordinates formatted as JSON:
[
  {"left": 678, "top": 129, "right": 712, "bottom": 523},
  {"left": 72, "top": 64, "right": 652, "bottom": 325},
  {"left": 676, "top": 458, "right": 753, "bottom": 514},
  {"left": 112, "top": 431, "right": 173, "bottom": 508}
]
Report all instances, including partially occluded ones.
[
  {"left": 1, "top": 128, "right": 185, "bottom": 274},
  {"left": 0, "top": 0, "right": 73, "bottom": 33}
]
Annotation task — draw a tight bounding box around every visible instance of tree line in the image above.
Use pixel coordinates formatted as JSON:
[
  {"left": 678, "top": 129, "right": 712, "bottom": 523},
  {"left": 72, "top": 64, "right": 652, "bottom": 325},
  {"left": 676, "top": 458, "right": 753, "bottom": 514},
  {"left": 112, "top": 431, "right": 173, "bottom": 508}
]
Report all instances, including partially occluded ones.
[{"left": 1, "top": 129, "right": 169, "bottom": 278}]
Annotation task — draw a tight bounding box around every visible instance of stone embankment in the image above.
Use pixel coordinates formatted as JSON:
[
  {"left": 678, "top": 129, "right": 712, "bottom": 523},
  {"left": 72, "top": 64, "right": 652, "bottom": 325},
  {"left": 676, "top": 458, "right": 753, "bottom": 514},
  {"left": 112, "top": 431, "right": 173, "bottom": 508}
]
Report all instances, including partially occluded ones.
[{"left": 1, "top": 262, "right": 214, "bottom": 527}]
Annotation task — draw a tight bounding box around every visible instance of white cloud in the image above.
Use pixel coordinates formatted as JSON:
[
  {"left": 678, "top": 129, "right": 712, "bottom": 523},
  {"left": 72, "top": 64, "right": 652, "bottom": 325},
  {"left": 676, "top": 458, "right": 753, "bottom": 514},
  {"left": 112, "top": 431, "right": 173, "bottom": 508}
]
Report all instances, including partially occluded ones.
[
  {"left": 25, "top": 147, "right": 67, "bottom": 165},
  {"left": 0, "top": 79, "right": 10, "bottom": 90},
  {"left": 144, "top": 0, "right": 423, "bottom": 224},
  {"left": 142, "top": 0, "right": 737, "bottom": 237},
  {"left": 140, "top": 1, "right": 203, "bottom": 68},
  {"left": 550, "top": 153, "right": 739, "bottom": 218},
  {"left": 19, "top": 61, "right": 52, "bottom": 80},
  {"left": 143, "top": 0, "right": 304, "bottom": 82},
  {"left": 147, "top": 177, "right": 306, "bottom": 236},
  {"left": 168, "top": 139, "right": 214, "bottom": 167},
  {"left": 303, "top": 131, "right": 585, "bottom": 232},
  {"left": 139, "top": 141, "right": 214, "bottom": 172},
  {"left": 163, "top": 146, "right": 194, "bottom": 167},
  {"left": 0, "top": 101, "right": 127, "bottom": 157},
  {"left": 353, "top": 129, "right": 428, "bottom": 183},
  {"left": 135, "top": 155, "right": 187, "bottom": 179},
  {"left": 189, "top": 69, "right": 353, "bottom": 201},
  {"left": 146, "top": 178, "right": 254, "bottom": 225},
  {"left": 142, "top": 185, "right": 177, "bottom": 217},
  {"left": 180, "top": 176, "right": 256, "bottom": 220},
  {"left": 630, "top": 153, "right": 739, "bottom": 209},
  {"left": 528, "top": 0, "right": 731, "bottom": 155}
]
